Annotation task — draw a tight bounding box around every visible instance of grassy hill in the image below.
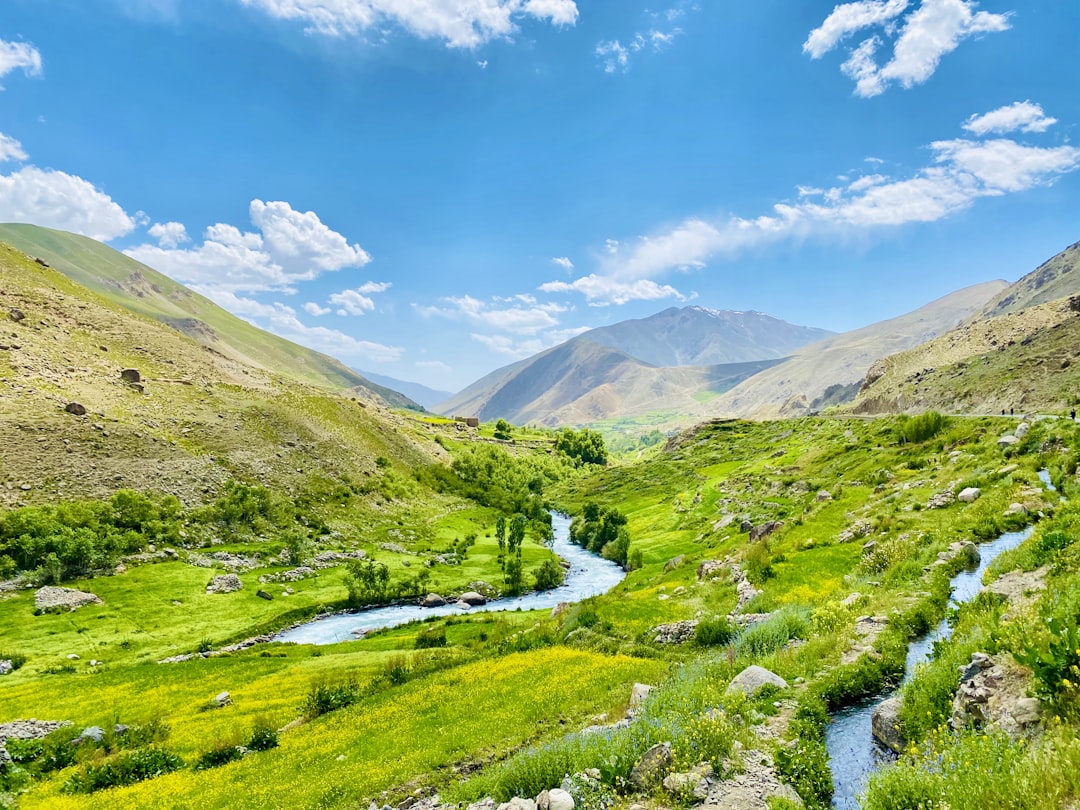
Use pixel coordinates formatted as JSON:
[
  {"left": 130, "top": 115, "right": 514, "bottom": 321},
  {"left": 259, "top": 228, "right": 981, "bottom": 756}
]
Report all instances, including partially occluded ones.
[{"left": 0, "top": 224, "right": 419, "bottom": 409}]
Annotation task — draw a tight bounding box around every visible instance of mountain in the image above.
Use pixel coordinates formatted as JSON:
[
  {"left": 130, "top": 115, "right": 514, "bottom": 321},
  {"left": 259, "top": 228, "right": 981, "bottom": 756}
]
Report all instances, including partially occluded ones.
[
  {"left": 585, "top": 306, "right": 834, "bottom": 366},
  {"left": 970, "top": 239, "right": 1080, "bottom": 321},
  {"left": 436, "top": 307, "right": 829, "bottom": 425},
  {"left": 692, "top": 281, "right": 1009, "bottom": 420},
  {"left": 355, "top": 370, "right": 451, "bottom": 410},
  {"left": 0, "top": 223, "right": 419, "bottom": 410}
]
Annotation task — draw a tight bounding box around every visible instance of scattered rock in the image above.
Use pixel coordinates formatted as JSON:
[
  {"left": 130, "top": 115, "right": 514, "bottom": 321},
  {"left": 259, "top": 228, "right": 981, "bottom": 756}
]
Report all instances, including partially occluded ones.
[
  {"left": 73, "top": 726, "right": 105, "bottom": 745},
  {"left": 725, "top": 665, "right": 788, "bottom": 697},
  {"left": 816, "top": 490, "right": 833, "bottom": 502},
  {"left": 749, "top": 521, "right": 784, "bottom": 542},
  {"left": 871, "top": 697, "right": 905, "bottom": 753},
  {"left": 213, "top": 691, "right": 232, "bottom": 707},
  {"left": 927, "top": 491, "right": 955, "bottom": 509},
  {"left": 545, "top": 789, "right": 574, "bottom": 810},
  {"left": 458, "top": 591, "right": 487, "bottom": 606},
  {"left": 951, "top": 652, "right": 1042, "bottom": 739},
  {"left": 957, "top": 487, "right": 981, "bottom": 503},
  {"left": 422, "top": 593, "right": 448, "bottom": 607},
  {"left": 628, "top": 741, "right": 673, "bottom": 791},
  {"left": 838, "top": 519, "right": 874, "bottom": 542},
  {"left": 653, "top": 620, "right": 698, "bottom": 644},
  {"left": 64, "top": 402, "right": 87, "bottom": 416},
  {"left": 697, "top": 559, "right": 728, "bottom": 580},
  {"left": 699, "top": 748, "right": 802, "bottom": 809},
  {"left": 379, "top": 542, "right": 410, "bottom": 554},
  {"left": 34, "top": 586, "right": 102, "bottom": 613},
  {"left": 0, "top": 720, "right": 71, "bottom": 740},
  {"left": 206, "top": 574, "right": 243, "bottom": 594},
  {"left": 630, "top": 683, "right": 654, "bottom": 708},
  {"left": 9, "top": 308, "right": 25, "bottom": 323},
  {"left": 663, "top": 762, "right": 713, "bottom": 800},
  {"left": 997, "top": 435, "right": 1019, "bottom": 448}
]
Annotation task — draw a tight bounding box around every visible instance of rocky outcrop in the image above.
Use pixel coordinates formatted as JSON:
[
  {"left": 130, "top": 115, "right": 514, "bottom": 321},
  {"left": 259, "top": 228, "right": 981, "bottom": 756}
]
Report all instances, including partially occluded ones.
[
  {"left": 725, "top": 665, "right": 787, "bottom": 697},
  {"left": 950, "top": 652, "right": 1042, "bottom": 739},
  {"left": 697, "top": 749, "right": 803, "bottom": 809},
  {"left": 749, "top": 522, "right": 783, "bottom": 543},
  {"left": 698, "top": 559, "right": 728, "bottom": 580},
  {"left": 628, "top": 741, "right": 673, "bottom": 791},
  {"left": 871, "top": 696, "right": 905, "bottom": 752},
  {"left": 663, "top": 762, "right": 713, "bottom": 800},
  {"left": 0, "top": 719, "right": 70, "bottom": 740},
  {"left": 841, "top": 615, "right": 888, "bottom": 665},
  {"left": 206, "top": 574, "right": 243, "bottom": 594},
  {"left": 653, "top": 620, "right": 699, "bottom": 644},
  {"left": 984, "top": 566, "right": 1048, "bottom": 619},
  {"left": 34, "top": 586, "right": 102, "bottom": 613},
  {"left": 927, "top": 491, "right": 955, "bottom": 509},
  {"left": 925, "top": 541, "right": 979, "bottom": 572}
]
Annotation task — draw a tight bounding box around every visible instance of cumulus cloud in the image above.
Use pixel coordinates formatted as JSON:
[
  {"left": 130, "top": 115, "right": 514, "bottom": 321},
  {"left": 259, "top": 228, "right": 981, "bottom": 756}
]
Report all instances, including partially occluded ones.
[
  {"left": 239, "top": 0, "right": 578, "bottom": 48},
  {"left": 806, "top": 0, "right": 1011, "bottom": 97},
  {"left": 148, "top": 221, "right": 189, "bottom": 248},
  {"left": 544, "top": 106, "right": 1080, "bottom": 305},
  {"left": 304, "top": 301, "right": 332, "bottom": 316},
  {"left": 551, "top": 256, "right": 573, "bottom": 271},
  {"left": 329, "top": 282, "right": 391, "bottom": 316},
  {"left": 200, "top": 289, "right": 403, "bottom": 363},
  {"left": 0, "top": 39, "right": 42, "bottom": 86},
  {"left": 0, "top": 166, "right": 135, "bottom": 241},
  {"left": 416, "top": 294, "right": 565, "bottom": 334},
  {"left": 470, "top": 324, "right": 591, "bottom": 358},
  {"left": 0, "top": 132, "right": 27, "bottom": 163},
  {"left": 963, "top": 100, "right": 1057, "bottom": 136},
  {"left": 125, "top": 200, "right": 371, "bottom": 295},
  {"left": 595, "top": 5, "right": 686, "bottom": 74}
]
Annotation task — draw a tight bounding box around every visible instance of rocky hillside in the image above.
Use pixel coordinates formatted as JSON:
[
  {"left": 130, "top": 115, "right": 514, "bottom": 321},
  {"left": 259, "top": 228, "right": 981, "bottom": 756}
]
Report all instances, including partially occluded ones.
[
  {"left": 0, "top": 239, "right": 442, "bottom": 509},
  {"left": 694, "top": 281, "right": 1008, "bottom": 419},
  {"left": 971, "top": 239, "right": 1080, "bottom": 320},
  {"left": 0, "top": 224, "right": 418, "bottom": 409},
  {"left": 436, "top": 307, "right": 827, "bottom": 425}
]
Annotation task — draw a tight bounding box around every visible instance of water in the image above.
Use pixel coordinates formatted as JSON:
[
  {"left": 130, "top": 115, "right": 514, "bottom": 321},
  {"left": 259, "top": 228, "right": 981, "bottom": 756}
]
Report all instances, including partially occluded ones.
[
  {"left": 825, "top": 525, "right": 1035, "bottom": 808},
  {"left": 275, "top": 514, "right": 627, "bottom": 645}
]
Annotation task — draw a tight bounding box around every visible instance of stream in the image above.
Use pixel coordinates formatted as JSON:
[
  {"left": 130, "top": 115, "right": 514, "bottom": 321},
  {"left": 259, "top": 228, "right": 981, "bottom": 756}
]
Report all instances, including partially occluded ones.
[
  {"left": 275, "top": 513, "right": 627, "bottom": 645},
  {"left": 825, "top": 471, "right": 1056, "bottom": 808}
]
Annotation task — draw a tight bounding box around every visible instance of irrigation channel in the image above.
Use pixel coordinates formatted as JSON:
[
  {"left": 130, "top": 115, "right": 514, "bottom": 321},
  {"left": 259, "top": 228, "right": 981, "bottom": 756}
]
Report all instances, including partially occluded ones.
[
  {"left": 825, "top": 469, "right": 1058, "bottom": 808},
  {"left": 276, "top": 513, "right": 627, "bottom": 646}
]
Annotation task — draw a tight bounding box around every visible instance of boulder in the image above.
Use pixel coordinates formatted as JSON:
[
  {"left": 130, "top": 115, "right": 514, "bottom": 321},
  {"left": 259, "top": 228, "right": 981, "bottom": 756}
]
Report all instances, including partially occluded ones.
[
  {"left": 497, "top": 799, "right": 535, "bottom": 810},
  {"left": 34, "top": 586, "right": 102, "bottom": 613},
  {"left": 458, "top": 591, "right": 487, "bottom": 606},
  {"left": 816, "top": 490, "right": 833, "bottom": 502},
  {"left": 0, "top": 660, "right": 12, "bottom": 676},
  {"left": 1004, "top": 502, "right": 1028, "bottom": 516},
  {"left": 256, "top": 590, "right": 273, "bottom": 601},
  {"left": 663, "top": 555, "right": 685, "bottom": 572},
  {"left": 65, "top": 402, "right": 87, "bottom": 416},
  {"left": 663, "top": 762, "right": 713, "bottom": 800},
  {"left": 861, "top": 541, "right": 877, "bottom": 557},
  {"left": 213, "top": 691, "right": 232, "bottom": 707},
  {"left": 749, "top": 521, "right": 784, "bottom": 542},
  {"left": 871, "top": 697, "right": 905, "bottom": 753},
  {"left": 421, "top": 593, "right": 448, "bottom": 607},
  {"left": 9, "top": 308, "right": 25, "bottom": 323},
  {"left": 997, "top": 435, "right": 1019, "bottom": 448},
  {"left": 958, "top": 487, "right": 981, "bottom": 503},
  {"left": 697, "top": 559, "right": 727, "bottom": 580},
  {"left": 652, "top": 620, "right": 698, "bottom": 644},
  {"left": 120, "top": 368, "right": 141, "bottom": 383},
  {"left": 74, "top": 726, "right": 105, "bottom": 745},
  {"left": 1015, "top": 422, "right": 1030, "bottom": 438},
  {"left": 950, "top": 652, "right": 1042, "bottom": 739},
  {"left": 628, "top": 741, "right": 673, "bottom": 791},
  {"left": 725, "top": 665, "right": 788, "bottom": 697},
  {"left": 206, "top": 574, "right": 243, "bottom": 594},
  {"left": 630, "top": 683, "right": 654, "bottom": 708},
  {"left": 740, "top": 519, "right": 754, "bottom": 533},
  {"left": 544, "top": 789, "right": 574, "bottom": 810}
]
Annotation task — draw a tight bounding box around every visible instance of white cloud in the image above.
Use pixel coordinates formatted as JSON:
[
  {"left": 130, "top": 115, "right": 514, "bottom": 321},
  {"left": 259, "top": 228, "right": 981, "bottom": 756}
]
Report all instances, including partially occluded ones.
[
  {"left": 803, "top": 0, "right": 909, "bottom": 58},
  {"left": 595, "top": 4, "right": 688, "bottom": 73},
  {"left": 0, "top": 39, "right": 42, "bottom": 86},
  {"left": 200, "top": 289, "right": 403, "bottom": 363},
  {"left": 0, "top": 166, "right": 135, "bottom": 241},
  {"left": 470, "top": 323, "right": 591, "bottom": 358},
  {"left": 544, "top": 107, "right": 1080, "bottom": 305},
  {"left": 595, "top": 40, "right": 630, "bottom": 73},
  {"left": 417, "top": 294, "right": 566, "bottom": 334},
  {"left": 239, "top": 0, "right": 578, "bottom": 49},
  {"left": 148, "top": 220, "right": 189, "bottom": 248},
  {"left": 328, "top": 283, "right": 391, "bottom": 316},
  {"left": 304, "top": 301, "right": 332, "bottom": 316},
  {"left": 807, "top": 0, "right": 1011, "bottom": 97},
  {"left": 0, "top": 132, "right": 27, "bottom": 163},
  {"left": 416, "top": 359, "right": 452, "bottom": 372},
  {"left": 125, "top": 200, "right": 371, "bottom": 295},
  {"left": 551, "top": 256, "right": 573, "bottom": 271},
  {"left": 963, "top": 100, "right": 1057, "bottom": 136}
]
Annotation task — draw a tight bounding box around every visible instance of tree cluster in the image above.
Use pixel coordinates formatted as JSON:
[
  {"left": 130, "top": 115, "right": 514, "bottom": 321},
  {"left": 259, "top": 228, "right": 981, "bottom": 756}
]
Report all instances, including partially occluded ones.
[{"left": 569, "top": 503, "right": 634, "bottom": 569}]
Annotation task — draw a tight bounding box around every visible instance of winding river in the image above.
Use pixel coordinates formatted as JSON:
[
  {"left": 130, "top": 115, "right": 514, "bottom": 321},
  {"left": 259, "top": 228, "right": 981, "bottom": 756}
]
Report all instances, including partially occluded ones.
[
  {"left": 826, "top": 470, "right": 1057, "bottom": 808},
  {"left": 275, "top": 513, "right": 627, "bottom": 646}
]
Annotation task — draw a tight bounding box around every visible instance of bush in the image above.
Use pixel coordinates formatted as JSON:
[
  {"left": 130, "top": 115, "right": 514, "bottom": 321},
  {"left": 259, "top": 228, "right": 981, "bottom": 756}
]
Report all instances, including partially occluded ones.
[
  {"left": 247, "top": 720, "right": 279, "bottom": 752},
  {"left": 304, "top": 678, "right": 361, "bottom": 718},
  {"left": 415, "top": 625, "right": 448, "bottom": 649},
  {"left": 735, "top": 609, "right": 809, "bottom": 658},
  {"left": 775, "top": 736, "right": 833, "bottom": 809},
  {"left": 0, "top": 650, "right": 27, "bottom": 670},
  {"left": 194, "top": 742, "right": 244, "bottom": 770},
  {"left": 695, "top": 617, "right": 736, "bottom": 647},
  {"left": 533, "top": 558, "right": 565, "bottom": 591},
  {"left": 897, "top": 411, "right": 948, "bottom": 444},
  {"left": 63, "top": 747, "right": 185, "bottom": 793},
  {"left": 383, "top": 655, "right": 411, "bottom": 685}
]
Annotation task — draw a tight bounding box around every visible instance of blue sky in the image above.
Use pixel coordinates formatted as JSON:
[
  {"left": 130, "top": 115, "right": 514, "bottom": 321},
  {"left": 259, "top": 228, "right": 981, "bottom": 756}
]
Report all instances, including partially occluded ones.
[{"left": 1, "top": 0, "right": 1078, "bottom": 393}]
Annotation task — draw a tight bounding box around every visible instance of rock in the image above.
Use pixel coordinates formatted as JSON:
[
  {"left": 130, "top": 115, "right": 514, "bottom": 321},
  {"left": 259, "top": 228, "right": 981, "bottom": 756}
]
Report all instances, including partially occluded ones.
[
  {"left": 0, "top": 720, "right": 70, "bottom": 740},
  {"left": 1015, "top": 422, "right": 1030, "bottom": 438},
  {"left": 750, "top": 521, "right": 783, "bottom": 542},
  {"left": 861, "top": 541, "right": 877, "bottom": 557},
  {"left": 213, "top": 691, "right": 232, "bottom": 707},
  {"left": 697, "top": 559, "right": 727, "bottom": 580},
  {"left": 256, "top": 590, "right": 273, "bottom": 601},
  {"left": 0, "top": 744, "right": 10, "bottom": 769},
  {"left": 927, "top": 491, "right": 955, "bottom": 509},
  {"left": 663, "top": 762, "right": 713, "bottom": 800},
  {"left": 951, "top": 653, "right": 1043, "bottom": 739},
  {"left": 421, "top": 593, "right": 448, "bottom": 607},
  {"left": 67, "top": 653, "right": 80, "bottom": 660},
  {"left": 120, "top": 368, "right": 141, "bottom": 383},
  {"left": 652, "top": 620, "right": 698, "bottom": 644},
  {"left": 9, "top": 308, "right": 25, "bottom": 323},
  {"left": 985, "top": 566, "right": 1048, "bottom": 618},
  {"left": 816, "top": 490, "right": 833, "bottom": 502},
  {"left": 838, "top": 519, "right": 874, "bottom": 542},
  {"left": 630, "top": 683, "right": 654, "bottom": 708},
  {"left": 957, "top": 487, "right": 981, "bottom": 503},
  {"left": 871, "top": 697, "right": 905, "bottom": 752},
  {"left": 458, "top": 591, "right": 487, "bottom": 606},
  {"left": 628, "top": 741, "right": 673, "bottom": 791},
  {"left": 663, "top": 555, "right": 685, "bottom": 572},
  {"left": 740, "top": 519, "right": 754, "bottom": 533},
  {"left": 997, "top": 434, "right": 1019, "bottom": 448},
  {"left": 551, "top": 602, "right": 571, "bottom": 618},
  {"left": 497, "top": 799, "right": 535, "bottom": 810},
  {"left": 113, "top": 724, "right": 130, "bottom": 737},
  {"left": 841, "top": 592, "right": 863, "bottom": 608},
  {"left": 545, "top": 789, "right": 574, "bottom": 810},
  {"left": 34, "top": 586, "right": 102, "bottom": 613},
  {"left": 206, "top": 574, "right": 243, "bottom": 594},
  {"left": 700, "top": 749, "right": 802, "bottom": 808},
  {"left": 1004, "top": 502, "right": 1028, "bottom": 516},
  {"left": 0, "top": 660, "right": 12, "bottom": 676},
  {"left": 74, "top": 726, "right": 105, "bottom": 745},
  {"left": 65, "top": 402, "right": 87, "bottom": 416},
  {"left": 998, "top": 464, "right": 1019, "bottom": 476},
  {"left": 725, "top": 665, "right": 788, "bottom": 697}
]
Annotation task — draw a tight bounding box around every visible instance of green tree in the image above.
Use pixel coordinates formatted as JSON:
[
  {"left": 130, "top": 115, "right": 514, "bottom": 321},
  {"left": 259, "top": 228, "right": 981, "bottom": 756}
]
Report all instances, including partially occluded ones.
[
  {"left": 493, "top": 419, "right": 513, "bottom": 441},
  {"left": 533, "top": 558, "right": 564, "bottom": 591},
  {"left": 344, "top": 558, "right": 390, "bottom": 606},
  {"left": 554, "top": 428, "right": 608, "bottom": 466}
]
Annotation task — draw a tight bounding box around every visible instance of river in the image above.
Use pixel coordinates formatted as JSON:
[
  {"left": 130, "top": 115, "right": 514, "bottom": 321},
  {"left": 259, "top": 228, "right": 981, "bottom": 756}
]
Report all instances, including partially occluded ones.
[{"left": 275, "top": 513, "right": 627, "bottom": 646}]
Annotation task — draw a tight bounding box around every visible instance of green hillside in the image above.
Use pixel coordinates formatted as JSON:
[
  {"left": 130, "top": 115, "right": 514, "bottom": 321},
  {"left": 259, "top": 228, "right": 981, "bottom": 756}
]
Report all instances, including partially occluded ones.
[{"left": 0, "top": 223, "right": 418, "bottom": 408}]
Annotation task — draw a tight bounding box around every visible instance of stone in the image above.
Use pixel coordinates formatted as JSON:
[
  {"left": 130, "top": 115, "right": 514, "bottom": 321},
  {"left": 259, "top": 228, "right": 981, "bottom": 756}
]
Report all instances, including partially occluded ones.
[
  {"left": 725, "top": 665, "right": 788, "bottom": 697},
  {"left": 65, "top": 402, "right": 87, "bottom": 416},
  {"left": 841, "top": 592, "right": 863, "bottom": 608},
  {"left": 663, "top": 554, "right": 685, "bottom": 572},
  {"left": 34, "top": 586, "right": 102, "bottom": 613},
  {"left": 652, "top": 620, "right": 698, "bottom": 644},
  {"left": 998, "top": 464, "right": 1019, "bottom": 476},
  {"left": 871, "top": 697, "right": 905, "bottom": 753},
  {"left": 0, "top": 720, "right": 70, "bottom": 740},
  {"left": 628, "top": 741, "right": 673, "bottom": 791},
  {"left": 662, "top": 762, "right": 713, "bottom": 800},
  {"left": 0, "top": 660, "right": 12, "bottom": 676},
  {"left": 985, "top": 566, "right": 1048, "bottom": 619},
  {"left": 1004, "top": 502, "right": 1028, "bottom": 516},
  {"left": 120, "top": 368, "right": 141, "bottom": 383},
  {"left": 458, "top": 591, "right": 487, "bottom": 606},
  {"left": 697, "top": 559, "right": 727, "bottom": 580},
  {"left": 74, "top": 726, "right": 105, "bottom": 745},
  {"left": 9, "top": 308, "right": 25, "bottom": 323},
  {"left": 749, "top": 521, "right": 784, "bottom": 542},
  {"left": 997, "top": 434, "right": 1019, "bottom": 448},
  {"left": 861, "top": 541, "right": 877, "bottom": 557},
  {"left": 206, "top": 574, "right": 243, "bottom": 594},
  {"left": 545, "top": 789, "right": 574, "bottom": 810},
  {"left": 421, "top": 593, "right": 448, "bottom": 607},
  {"left": 630, "top": 683, "right": 654, "bottom": 708},
  {"left": 957, "top": 487, "right": 981, "bottom": 503},
  {"left": 950, "top": 653, "right": 1043, "bottom": 739},
  {"left": 816, "top": 490, "right": 833, "bottom": 502},
  {"left": 927, "top": 491, "right": 955, "bottom": 509},
  {"left": 1015, "top": 422, "right": 1030, "bottom": 438},
  {"left": 497, "top": 799, "right": 535, "bottom": 810},
  {"left": 700, "top": 748, "right": 802, "bottom": 809},
  {"left": 213, "top": 691, "right": 232, "bottom": 707},
  {"left": 256, "top": 589, "right": 273, "bottom": 600},
  {"left": 551, "top": 602, "right": 571, "bottom": 618}
]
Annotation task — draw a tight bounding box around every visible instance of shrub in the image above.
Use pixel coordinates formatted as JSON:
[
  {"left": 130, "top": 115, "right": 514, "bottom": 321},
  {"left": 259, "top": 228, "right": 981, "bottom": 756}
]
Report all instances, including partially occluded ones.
[
  {"left": 415, "top": 625, "right": 448, "bottom": 649},
  {"left": 63, "top": 747, "right": 185, "bottom": 793},
  {"left": 533, "top": 558, "right": 565, "bottom": 591},
  {"left": 194, "top": 742, "right": 244, "bottom": 770},
  {"left": 775, "top": 736, "right": 833, "bottom": 809},
  {"left": 735, "top": 609, "right": 809, "bottom": 658},
  {"left": 695, "top": 617, "right": 736, "bottom": 647},
  {"left": 304, "top": 678, "right": 361, "bottom": 718},
  {"left": 897, "top": 411, "right": 948, "bottom": 444},
  {"left": 0, "top": 650, "right": 27, "bottom": 670},
  {"left": 383, "top": 655, "right": 411, "bottom": 685},
  {"left": 743, "top": 541, "right": 774, "bottom": 583},
  {"left": 247, "top": 721, "right": 279, "bottom": 752}
]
